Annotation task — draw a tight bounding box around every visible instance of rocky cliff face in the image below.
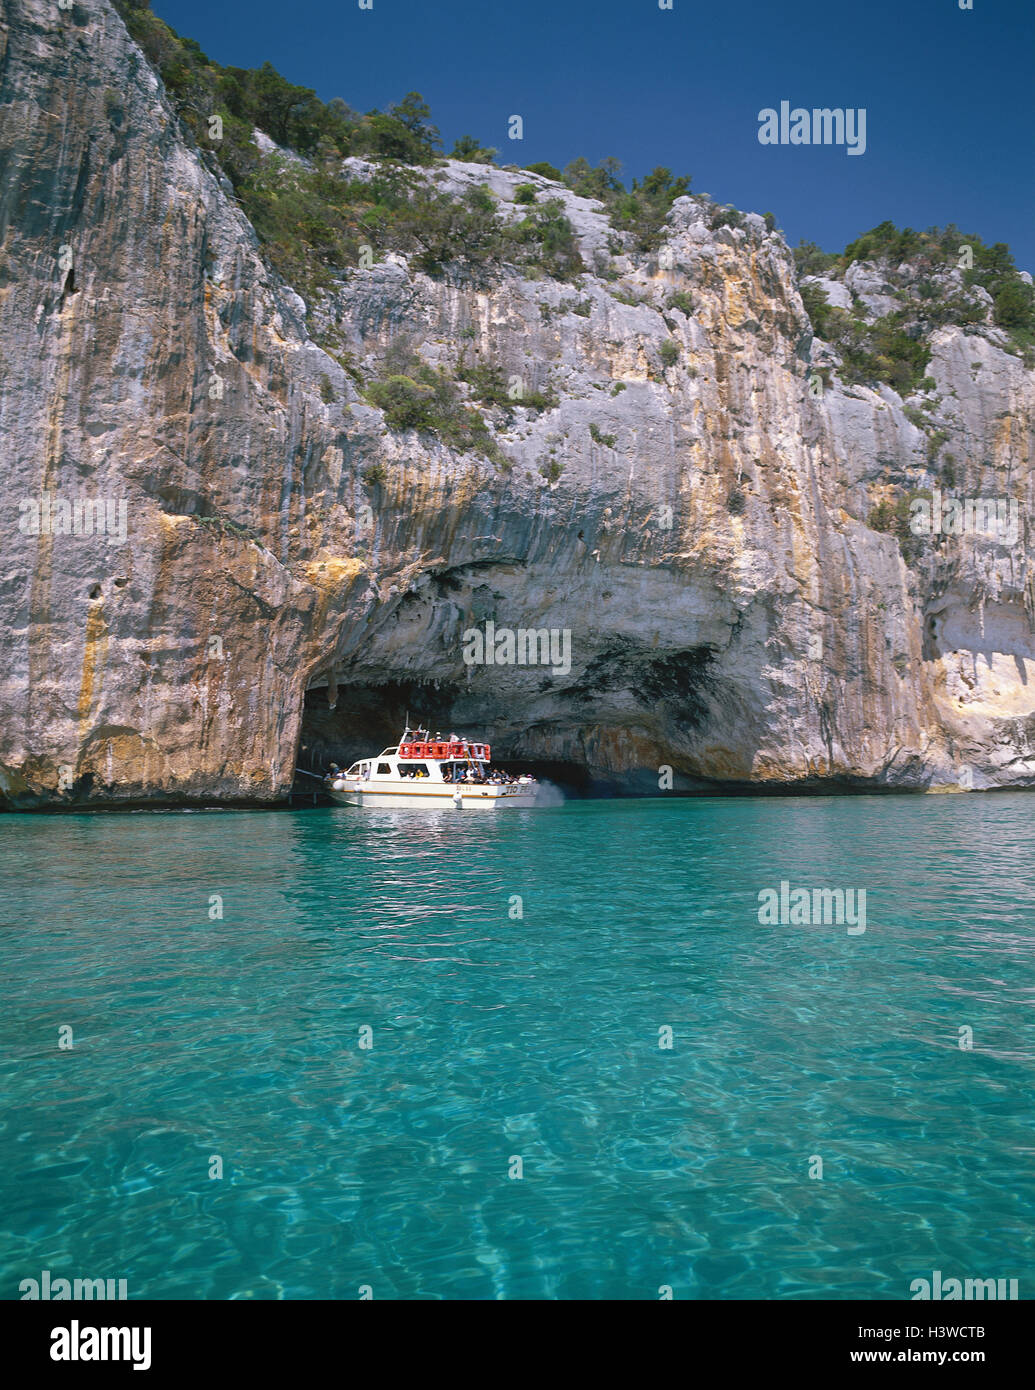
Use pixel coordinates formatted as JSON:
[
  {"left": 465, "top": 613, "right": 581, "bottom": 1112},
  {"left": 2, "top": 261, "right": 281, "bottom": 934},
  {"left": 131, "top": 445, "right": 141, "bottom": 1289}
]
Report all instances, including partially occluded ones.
[{"left": 1, "top": 0, "right": 1033, "bottom": 807}]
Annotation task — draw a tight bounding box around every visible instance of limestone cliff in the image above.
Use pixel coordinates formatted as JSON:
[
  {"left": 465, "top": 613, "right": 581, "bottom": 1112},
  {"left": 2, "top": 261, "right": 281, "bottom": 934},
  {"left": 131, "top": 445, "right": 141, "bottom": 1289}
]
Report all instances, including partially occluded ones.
[{"left": 1, "top": 0, "right": 1033, "bottom": 806}]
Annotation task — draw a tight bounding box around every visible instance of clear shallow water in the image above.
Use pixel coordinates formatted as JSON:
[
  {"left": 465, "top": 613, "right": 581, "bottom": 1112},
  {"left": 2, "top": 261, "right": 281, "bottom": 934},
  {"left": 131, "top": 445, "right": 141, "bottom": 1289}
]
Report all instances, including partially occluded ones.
[{"left": 1, "top": 794, "right": 1033, "bottom": 1300}]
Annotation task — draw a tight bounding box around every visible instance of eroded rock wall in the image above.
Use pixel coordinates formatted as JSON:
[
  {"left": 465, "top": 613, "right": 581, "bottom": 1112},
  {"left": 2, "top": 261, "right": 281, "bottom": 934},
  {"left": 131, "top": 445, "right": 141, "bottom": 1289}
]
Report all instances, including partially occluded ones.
[{"left": 1, "top": 0, "right": 1032, "bottom": 805}]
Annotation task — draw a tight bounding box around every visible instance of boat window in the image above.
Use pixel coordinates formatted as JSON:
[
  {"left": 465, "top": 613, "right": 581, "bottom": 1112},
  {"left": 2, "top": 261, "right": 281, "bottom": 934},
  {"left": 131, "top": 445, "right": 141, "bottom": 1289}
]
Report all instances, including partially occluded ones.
[
  {"left": 375, "top": 762, "right": 392, "bottom": 776},
  {"left": 397, "top": 762, "right": 429, "bottom": 778},
  {"left": 346, "top": 764, "right": 361, "bottom": 776}
]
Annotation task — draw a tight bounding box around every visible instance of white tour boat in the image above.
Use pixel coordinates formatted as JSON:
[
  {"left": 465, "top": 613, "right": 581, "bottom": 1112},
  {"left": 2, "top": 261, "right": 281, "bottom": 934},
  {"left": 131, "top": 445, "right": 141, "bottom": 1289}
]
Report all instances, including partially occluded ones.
[{"left": 324, "top": 726, "right": 540, "bottom": 809}]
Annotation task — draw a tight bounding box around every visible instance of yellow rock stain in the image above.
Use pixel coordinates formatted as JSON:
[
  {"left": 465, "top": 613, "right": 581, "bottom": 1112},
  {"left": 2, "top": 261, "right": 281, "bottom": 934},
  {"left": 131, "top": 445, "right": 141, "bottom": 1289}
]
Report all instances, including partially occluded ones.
[{"left": 77, "top": 594, "right": 109, "bottom": 733}]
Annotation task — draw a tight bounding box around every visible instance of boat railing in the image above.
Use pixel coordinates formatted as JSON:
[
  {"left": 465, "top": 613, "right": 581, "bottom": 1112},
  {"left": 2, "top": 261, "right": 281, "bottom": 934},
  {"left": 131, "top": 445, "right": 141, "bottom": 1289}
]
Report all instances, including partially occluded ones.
[{"left": 398, "top": 739, "right": 491, "bottom": 761}]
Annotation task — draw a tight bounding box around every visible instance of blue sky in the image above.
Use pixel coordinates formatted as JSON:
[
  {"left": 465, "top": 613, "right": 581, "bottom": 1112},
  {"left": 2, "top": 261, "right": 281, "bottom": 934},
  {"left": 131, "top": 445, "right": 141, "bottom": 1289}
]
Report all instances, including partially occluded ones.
[{"left": 152, "top": 0, "right": 1034, "bottom": 267}]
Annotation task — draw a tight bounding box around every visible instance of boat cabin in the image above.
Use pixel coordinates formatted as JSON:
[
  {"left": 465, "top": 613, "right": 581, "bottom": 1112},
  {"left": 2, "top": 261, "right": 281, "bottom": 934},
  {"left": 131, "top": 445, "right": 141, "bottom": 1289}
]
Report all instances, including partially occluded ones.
[{"left": 343, "top": 728, "right": 492, "bottom": 783}]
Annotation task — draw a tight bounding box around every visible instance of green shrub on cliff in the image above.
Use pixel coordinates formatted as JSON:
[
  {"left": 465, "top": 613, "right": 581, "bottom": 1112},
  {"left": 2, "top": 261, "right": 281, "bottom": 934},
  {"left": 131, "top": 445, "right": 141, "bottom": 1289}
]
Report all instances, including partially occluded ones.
[
  {"left": 843, "top": 222, "right": 925, "bottom": 265},
  {"left": 709, "top": 205, "right": 746, "bottom": 232},
  {"left": 821, "top": 307, "right": 931, "bottom": 395},
  {"left": 395, "top": 185, "right": 509, "bottom": 276},
  {"left": 365, "top": 358, "right": 507, "bottom": 465},
  {"left": 456, "top": 361, "right": 510, "bottom": 406},
  {"left": 799, "top": 280, "right": 834, "bottom": 339},
  {"left": 457, "top": 360, "right": 558, "bottom": 413},
  {"left": 562, "top": 157, "right": 624, "bottom": 202},
  {"left": 795, "top": 221, "right": 1035, "bottom": 361},
  {"left": 451, "top": 134, "right": 498, "bottom": 164},
  {"left": 557, "top": 159, "right": 691, "bottom": 251},
  {"left": 366, "top": 375, "right": 436, "bottom": 430},
  {"left": 241, "top": 159, "right": 361, "bottom": 295},
  {"left": 855, "top": 313, "right": 930, "bottom": 394},
  {"left": 610, "top": 168, "right": 693, "bottom": 251},
  {"left": 508, "top": 198, "right": 584, "bottom": 281},
  {"left": 990, "top": 277, "right": 1034, "bottom": 330},
  {"left": 113, "top": 3, "right": 437, "bottom": 164},
  {"left": 524, "top": 162, "right": 563, "bottom": 181},
  {"left": 852, "top": 224, "right": 1035, "bottom": 344},
  {"left": 867, "top": 490, "right": 929, "bottom": 563},
  {"left": 113, "top": 3, "right": 585, "bottom": 295},
  {"left": 801, "top": 281, "right": 932, "bottom": 394},
  {"left": 792, "top": 241, "right": 840, "bottom": 277}
]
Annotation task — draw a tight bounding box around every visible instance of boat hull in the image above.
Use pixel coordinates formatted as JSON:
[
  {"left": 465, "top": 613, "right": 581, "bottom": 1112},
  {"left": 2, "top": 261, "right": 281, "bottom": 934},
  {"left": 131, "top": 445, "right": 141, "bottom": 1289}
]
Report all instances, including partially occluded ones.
[{"left": 327, "top": 784, "right": 537, "bottom": 809}]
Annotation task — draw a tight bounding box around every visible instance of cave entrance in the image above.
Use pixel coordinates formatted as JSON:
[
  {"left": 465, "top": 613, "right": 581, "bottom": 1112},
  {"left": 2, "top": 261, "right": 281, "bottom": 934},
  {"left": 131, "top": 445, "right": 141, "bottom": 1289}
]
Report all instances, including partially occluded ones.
[
  {"left": 295, "top": 679, "right": 459, "bottom": 781},
  {"left": 294, "top": 678, "right": 595, "bottom": 794}
]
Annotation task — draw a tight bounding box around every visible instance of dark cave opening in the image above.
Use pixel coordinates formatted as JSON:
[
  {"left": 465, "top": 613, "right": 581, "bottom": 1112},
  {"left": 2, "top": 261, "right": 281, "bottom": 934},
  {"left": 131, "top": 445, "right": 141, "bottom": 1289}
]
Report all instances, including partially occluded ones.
[
  {"left": 291, "top": 646, "right": 922, "bottom": 802},
  {"left": 295, "top": 680, "right": 445, "bottom": 779},
  {"left": 295, "top": 680, "right": 596, "bottom": 796}
]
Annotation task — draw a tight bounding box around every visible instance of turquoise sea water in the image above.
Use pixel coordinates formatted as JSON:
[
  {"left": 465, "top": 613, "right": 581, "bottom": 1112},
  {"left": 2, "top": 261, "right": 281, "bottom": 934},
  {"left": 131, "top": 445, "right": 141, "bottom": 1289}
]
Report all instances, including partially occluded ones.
[{"left": 1, "top": 794, "right": 1033, "bottom": 1300}]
